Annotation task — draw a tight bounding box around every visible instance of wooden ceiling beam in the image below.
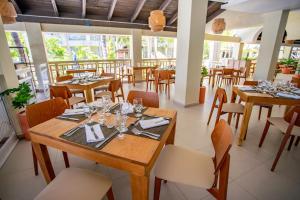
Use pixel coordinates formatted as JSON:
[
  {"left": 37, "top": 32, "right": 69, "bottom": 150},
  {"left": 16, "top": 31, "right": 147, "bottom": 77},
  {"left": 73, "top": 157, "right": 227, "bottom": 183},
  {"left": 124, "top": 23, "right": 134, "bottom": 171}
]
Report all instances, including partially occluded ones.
[
  {"left": 167, "top": 12, "right": 177, "bottom": 26},
  {"left": 108, "top": 0, "right": 118, "bottom": 20},
  {"left": 130, "top": 0, "right": 147, "bottom": 22},
  {"left": 82, "top": 0, "right": 86, "bottom": 18},
  {"left": 50, "top": 0, "right": 59, "bottom": 17},
  {"left": 10, "top": 0, "right": 22, "bottom": 14},
  {"left": 16, "top": 14, "right": 177, "bottom": 32},
  {"left": 159, "top": 0, "right": 172, "bottom": 11}
]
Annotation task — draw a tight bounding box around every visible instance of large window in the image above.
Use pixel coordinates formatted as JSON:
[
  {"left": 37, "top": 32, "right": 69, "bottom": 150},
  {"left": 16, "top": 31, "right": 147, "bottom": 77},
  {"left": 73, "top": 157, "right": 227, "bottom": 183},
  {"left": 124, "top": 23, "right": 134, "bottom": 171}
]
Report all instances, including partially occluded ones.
[
  {"left": 43, "top": 33, "right": 131, "bottom": 61},
  {"left": 142, "top": 36, "right": 176, "bottom": 59}
]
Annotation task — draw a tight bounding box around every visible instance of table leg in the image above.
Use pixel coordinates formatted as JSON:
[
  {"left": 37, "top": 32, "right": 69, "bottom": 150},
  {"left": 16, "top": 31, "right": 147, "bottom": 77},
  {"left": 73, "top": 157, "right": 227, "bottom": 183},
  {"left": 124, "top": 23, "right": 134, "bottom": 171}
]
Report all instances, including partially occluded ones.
[
  {"left": 130, "top": 174, "right": 149, "bottom": 200},
  {"left": 166, "top": 122, "right": 176, "bottom": 145},
  {"left": 212, "top": 72, "right": 216, "bottom": 88},
  {"left": 32, "top": 142, "right": 55, "bottom": 184},
  {"left": 85, "top": 89, "right": 93, "bottom": 103},
  {"left": 238, "top": 102, "right": 254, "bottom": 146}
]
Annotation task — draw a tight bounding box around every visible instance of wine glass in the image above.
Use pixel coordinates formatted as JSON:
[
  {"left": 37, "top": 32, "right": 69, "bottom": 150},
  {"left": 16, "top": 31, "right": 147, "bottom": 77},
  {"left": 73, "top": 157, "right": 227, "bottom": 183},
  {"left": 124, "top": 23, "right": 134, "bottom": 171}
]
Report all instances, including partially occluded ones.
[
  {"left": 84, "top": 106, "right": 92, "bottom": 124},
  {"left": 114, "top": 111, "right": 128, "bottom": 139},
  {"left": 133, "top": 98, "right": 143, "bottom": 118},
  {"left": 98, "top": 109, "right": 105, "bottom": 126}
]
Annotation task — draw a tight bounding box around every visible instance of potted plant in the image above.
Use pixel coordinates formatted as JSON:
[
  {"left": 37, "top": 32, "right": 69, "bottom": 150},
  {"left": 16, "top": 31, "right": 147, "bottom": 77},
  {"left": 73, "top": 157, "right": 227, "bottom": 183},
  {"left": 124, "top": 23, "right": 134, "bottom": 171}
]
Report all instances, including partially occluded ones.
[
  {"left": 280, "top": 58, "right": 297, "bottom": 74},
  {"left": 199, "top": 66, "right": 208, "bottom": 104},
  {"left": 0, "top": 83, "right": 34, "bottom": 140}
]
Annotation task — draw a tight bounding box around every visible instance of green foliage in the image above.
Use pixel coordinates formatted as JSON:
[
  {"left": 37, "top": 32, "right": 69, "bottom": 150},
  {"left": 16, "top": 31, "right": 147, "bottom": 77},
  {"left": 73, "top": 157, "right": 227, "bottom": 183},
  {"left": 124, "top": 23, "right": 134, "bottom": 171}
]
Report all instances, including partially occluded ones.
[
  {"left": 280, "top": 58, "right": 297, "bottom": 66},
  {"left": 200, "top": 66, "right": 209, "bottom": 86},
  {"left": 45, "top": 38, "right": 69, "bottom": 61},
  {"left": 0, "top": 83, "right": 34, "bottom": 110}
]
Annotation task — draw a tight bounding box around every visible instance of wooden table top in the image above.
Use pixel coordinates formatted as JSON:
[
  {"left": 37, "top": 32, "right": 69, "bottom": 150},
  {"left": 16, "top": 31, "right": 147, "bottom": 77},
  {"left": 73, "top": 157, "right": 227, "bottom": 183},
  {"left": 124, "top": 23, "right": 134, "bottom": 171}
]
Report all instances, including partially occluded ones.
[
  {"left": 55, "top": 77, "right": 114, "bottom": 89},
  {"left": 233, "top": 86, "right": 300, "bottom": 106},
  {"left": 29, "top": 107, "right": 177, "bottom": 166}
]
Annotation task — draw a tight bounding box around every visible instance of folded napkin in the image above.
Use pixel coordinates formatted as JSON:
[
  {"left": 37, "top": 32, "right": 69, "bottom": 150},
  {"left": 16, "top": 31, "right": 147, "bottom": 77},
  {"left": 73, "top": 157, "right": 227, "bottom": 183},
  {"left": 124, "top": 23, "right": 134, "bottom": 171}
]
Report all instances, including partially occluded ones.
[
  {"left": 139, "top": 117, "right": 169, "bottom": 129},
  {"left": 121, "top": 103, "right": 134, "bottom": 114},
  {"left": 277, "top": 92, "right": 300, "bottom": 100},
  {"left": 292, "top": 89, "right": 300, "bottom": 95},
  {"left": 63, "top": 109, "right": 85, "bottom": 116},
  {"left": 239, "top": 86, "right": 256, "bottom": 92},
  {"left": 85, "top": 124, "right": 105, "bottom": 143}
]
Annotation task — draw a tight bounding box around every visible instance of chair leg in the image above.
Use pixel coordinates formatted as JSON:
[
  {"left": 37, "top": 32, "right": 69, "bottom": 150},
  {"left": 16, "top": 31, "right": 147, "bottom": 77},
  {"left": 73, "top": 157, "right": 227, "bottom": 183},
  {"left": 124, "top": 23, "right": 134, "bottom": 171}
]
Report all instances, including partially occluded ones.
[
  {"left": 153, "top": 177, "right": 162, "bottom": 200},
  {"left": 106, "top": 187, "right": 115, "bottom": 200},
  {"left": 235, "top": 114, "right": 240, "bottom": 129},
  {"left": 271, "top": 134, "right": 291, "bottom": 171},
  {"left": 259, "top": 121, "right": 271, "bottom": 147},
  {"left": 32, "top": 145, "right": 38, "bottom": 176},
  {"left": 287, "top": 135, "right": 295, "bottom": 151},
  {"left": 295, "top": 137, "right": 300, "bottom": 147},
  {"left": 258, "top": 106, "right": 262, "bottom": 120},
  {"left": 62, "top": 151, "right": 70, "bottom": 168},
  {"left": 267, "top": 106, "right": 273, "bottom": 118}
]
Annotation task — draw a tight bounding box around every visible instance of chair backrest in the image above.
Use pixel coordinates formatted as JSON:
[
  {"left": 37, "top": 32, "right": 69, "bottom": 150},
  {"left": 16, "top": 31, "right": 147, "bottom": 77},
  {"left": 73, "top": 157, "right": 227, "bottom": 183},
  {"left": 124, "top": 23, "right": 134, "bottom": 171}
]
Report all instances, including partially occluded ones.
[
  {"left": 222, "top": 68, "right": 234, "bottom": 75},
  {"left": 243, "top": 80, "right": 258, "bottom": 86},
  {"left": 158, "top": 70, "right": 171, "bottom": 81},
  {"left": 211, "top": 120, "right": 233, "bottom": 174},
  {"left": 101, "top": 71, "right": 115, "bottom": 77},
  {"left": 56, "top": 75, "right": 73, "bottom": 82},
  {"left": 26, "top": 98, "right": 68, "bottom": 128},
  {"left": 284, "top": 106, "right": 300, "bottom": 127},
  {"left": 214, "top": 88, "right": 228, "bottom": 105},
  {"left": 291, "top": 76, "right": 300, "bottom": 88},
  {"left": 108, "top": 79, "right": 122, "bottom": 93},
  {"left": 127, "top": 90, "right": 159, "bottom": 108},
  {"left": 49, "top": 85, "right": 72, "bottom": 99}
]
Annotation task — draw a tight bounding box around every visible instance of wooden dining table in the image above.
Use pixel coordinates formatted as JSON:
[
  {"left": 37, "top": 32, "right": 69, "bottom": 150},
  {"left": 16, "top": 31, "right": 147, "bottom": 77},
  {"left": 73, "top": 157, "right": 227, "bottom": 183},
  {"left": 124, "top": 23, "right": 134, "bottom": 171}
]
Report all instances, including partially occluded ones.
[
  {"left": 229, "top": 86, "right": 300, "bottom": 146},
  {"left": 56, "top": 76, "right": 114, "bottom": 103},
  {"left": 29, "top": 107, "right": 177, "bottom": 200}
]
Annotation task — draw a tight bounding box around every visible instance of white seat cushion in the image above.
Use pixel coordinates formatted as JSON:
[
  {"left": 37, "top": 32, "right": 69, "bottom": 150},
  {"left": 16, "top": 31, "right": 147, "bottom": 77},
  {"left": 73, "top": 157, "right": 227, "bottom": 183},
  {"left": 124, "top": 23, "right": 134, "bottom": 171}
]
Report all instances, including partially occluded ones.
[
  {"left": 34, "top": 168, "right": 112, "bottom": 200},
  {"left": 268, "top": 117, "right": 300, "bottom": 136},
  {"left": 154, "top": 145, "right": 215, "bottom": 189},
  {"left": 222, "top": 103, "right": 244, "bottom": 114}
]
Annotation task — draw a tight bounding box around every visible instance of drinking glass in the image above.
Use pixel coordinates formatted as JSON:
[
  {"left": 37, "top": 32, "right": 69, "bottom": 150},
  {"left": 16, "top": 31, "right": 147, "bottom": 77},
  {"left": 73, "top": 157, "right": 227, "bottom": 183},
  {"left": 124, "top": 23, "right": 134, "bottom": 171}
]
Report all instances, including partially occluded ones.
[
  {"left": 133, "top": 98, "right": 143, "bottom": 118},
  {"left": 83, "top": 106, "right": 92, "bottom": 124},
  {"left": 98, "top": 109, "right": 105, "bottom": 126},
  {"left": 114, "top": 111, "right": 127, "bottom": 139},
  {"left": 102, "top": 95, "right": 112, "bottom": 116}
]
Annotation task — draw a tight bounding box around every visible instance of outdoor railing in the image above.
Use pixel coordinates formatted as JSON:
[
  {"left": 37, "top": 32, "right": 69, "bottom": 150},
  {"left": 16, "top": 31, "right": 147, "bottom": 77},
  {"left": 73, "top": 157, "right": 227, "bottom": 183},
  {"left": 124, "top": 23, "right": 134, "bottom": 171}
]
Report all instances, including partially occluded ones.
[{"left": 47, "top": 58, "right": 177, "bottom": 83}]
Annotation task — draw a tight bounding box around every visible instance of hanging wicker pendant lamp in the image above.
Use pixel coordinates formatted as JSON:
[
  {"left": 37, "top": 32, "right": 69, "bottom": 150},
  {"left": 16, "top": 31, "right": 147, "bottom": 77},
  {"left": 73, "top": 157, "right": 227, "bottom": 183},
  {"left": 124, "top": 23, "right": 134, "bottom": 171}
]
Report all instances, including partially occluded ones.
[
  {"left": 148, "top": 10, "right": 166, "bottom": 32},
  {"left": 0, "top": 0, "right": 17, "bottom": 24},
  {"left": 212, "top": 18, "right": 226, "bottom": 34}
]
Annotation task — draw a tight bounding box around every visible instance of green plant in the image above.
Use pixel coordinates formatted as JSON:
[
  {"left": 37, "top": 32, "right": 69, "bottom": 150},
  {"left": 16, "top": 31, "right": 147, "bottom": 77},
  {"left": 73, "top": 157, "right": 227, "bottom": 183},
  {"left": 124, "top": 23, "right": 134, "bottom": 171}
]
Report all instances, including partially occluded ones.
[
  {"left": 280, "top": 58, "right": 297, "bottom": 67},
  {"left": 0, "top": 83, "right": 34, "bottom": 110},
  {"left": 200, "top": 66, "right": 209, "bottom": 87}
]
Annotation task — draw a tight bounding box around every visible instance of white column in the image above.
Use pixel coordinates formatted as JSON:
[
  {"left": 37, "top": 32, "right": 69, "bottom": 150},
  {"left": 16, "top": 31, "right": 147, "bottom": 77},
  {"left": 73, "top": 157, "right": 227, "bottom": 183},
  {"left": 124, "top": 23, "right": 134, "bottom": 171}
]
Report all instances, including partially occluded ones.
[
  {"left": 254, "top": 10, "right": 289, "bottom": 80},
  {"left": 131, "top": 29, "right": 143, "bottom": 81},
  {"left": 174, "top": 0, "right": 208, "bottom": 106},
  {"left": 209, "top": 41, "right": 220, "bottom": 67},
  {"left": 131, "top": 29, "right": 142, "bottom": 66},
  {"left": 0, "top": 18, "right": 22, "bottom": 135},
  {"left": 25, "top": 23, "right": 49, "bottom": 91},
  {"left": 237, "top": 42, "right": 244, "bottom": 60}
]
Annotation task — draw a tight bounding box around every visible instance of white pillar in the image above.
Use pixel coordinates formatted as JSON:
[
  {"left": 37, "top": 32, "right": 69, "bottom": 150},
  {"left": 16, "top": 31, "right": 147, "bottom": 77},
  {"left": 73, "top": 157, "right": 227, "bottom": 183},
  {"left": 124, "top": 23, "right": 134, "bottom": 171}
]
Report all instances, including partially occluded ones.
[
  {"left": 254, "top": 10, "right": 289, "bottom": 80},
  {"left": 237, "top": 43, "right": 244, "bottom": 60},
  {"left": 0, "top": 18, "right": 22, "bottom": 135},
  {"left": 131, "top": 29, "right": 142, "bottom": 66},
  {"left": 209, "top": 41, "right": 220, "bottom": 67},
  {"left": 25, "top": 23, "right": 49, "bottom": 91},
  {"left": 174, "top": 0, "right": 208, "bottom": 106}
]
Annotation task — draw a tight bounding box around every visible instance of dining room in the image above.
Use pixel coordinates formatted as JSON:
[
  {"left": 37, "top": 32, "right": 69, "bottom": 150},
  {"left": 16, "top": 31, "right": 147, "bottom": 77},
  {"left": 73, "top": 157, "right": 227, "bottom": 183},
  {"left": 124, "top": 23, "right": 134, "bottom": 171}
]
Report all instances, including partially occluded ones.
[{"left": 0, "top": 0, "right": 300, "bottom": 200}]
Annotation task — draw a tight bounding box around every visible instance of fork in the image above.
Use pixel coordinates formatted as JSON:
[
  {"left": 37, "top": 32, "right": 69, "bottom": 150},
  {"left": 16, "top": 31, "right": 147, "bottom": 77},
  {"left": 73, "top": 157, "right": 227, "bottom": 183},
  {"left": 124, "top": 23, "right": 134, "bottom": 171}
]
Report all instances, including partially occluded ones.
[
  {"left": 90, "top": 126, "right": 99, "bottom": 139},
  {"left": 131, "top": 128, "right": 159, "bottom": 140}
]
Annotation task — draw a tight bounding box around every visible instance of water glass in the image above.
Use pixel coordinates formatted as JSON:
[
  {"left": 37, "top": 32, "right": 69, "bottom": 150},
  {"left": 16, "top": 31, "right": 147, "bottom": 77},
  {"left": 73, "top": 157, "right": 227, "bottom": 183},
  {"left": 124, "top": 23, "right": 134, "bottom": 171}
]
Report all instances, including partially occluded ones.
[
  {"left": 133, "top": 98, "right": 143, "bottom": 118},
  {"left": 83, "top": 106, "right": 92, "bottom": 124},
  {"left": 98, "top": 109, "right": 105, "bottom": 125}
]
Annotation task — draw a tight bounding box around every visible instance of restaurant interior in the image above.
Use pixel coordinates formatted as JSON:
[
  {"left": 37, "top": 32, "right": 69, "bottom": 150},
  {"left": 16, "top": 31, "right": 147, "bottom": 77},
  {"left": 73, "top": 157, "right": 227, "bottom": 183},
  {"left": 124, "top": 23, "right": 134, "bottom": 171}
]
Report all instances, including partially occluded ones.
[{"left": 0, "top": 0, "right": 300, "bottom": 200}]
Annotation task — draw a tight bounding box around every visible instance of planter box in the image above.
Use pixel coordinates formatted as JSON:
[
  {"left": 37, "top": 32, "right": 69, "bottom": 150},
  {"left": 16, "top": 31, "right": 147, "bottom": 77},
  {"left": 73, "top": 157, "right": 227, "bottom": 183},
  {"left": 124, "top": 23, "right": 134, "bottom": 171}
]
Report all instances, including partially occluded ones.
[
  {"left": 17, "top": 111, "right": 30, "bottom": 140},
  {"left": 199, "top": 86, "right": 206, "bottom": 104}
]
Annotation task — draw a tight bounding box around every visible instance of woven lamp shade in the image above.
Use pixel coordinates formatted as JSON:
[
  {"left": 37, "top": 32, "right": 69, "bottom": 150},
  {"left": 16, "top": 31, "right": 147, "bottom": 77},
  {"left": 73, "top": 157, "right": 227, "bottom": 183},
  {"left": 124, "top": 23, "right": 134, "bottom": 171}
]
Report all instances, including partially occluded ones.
[
  {"left": 0, "top": 1, "right": 17, "bottom": 24},
  {"left": 212, "top": 18, "right": 226, "bottom": 34},
  {"left": 148, "top": 10, "right": 166, "bottom": 32}
]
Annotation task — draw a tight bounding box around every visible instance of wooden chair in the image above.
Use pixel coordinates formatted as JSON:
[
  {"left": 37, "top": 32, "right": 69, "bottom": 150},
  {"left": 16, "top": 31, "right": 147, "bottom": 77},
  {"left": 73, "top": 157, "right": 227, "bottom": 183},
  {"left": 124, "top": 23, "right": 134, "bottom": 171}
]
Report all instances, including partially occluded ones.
[
  {"left": 153, "top": 120, "right": 233, "bottom": 200},
  {"left": 108, "top": 79, "right": 125, "bottom": 102},
  {"left": 26, "top": 98, "right": 70, "bottom": 176},
  {"left": 155, "top": 70, "right": 175, "bottom": 99},
  {"left": 56, "top": 75, "right": 85, "bottom": 97},
  {"left": 218, "top": 68, "right": 235, "bottom": 86},
  {"left": 146, "top": 68, "right": 156, "bottom": 92},
  {"left": 119, "top": 66, "right": 134, "bottom": 83},
  {"left": 49, "top": 85, "right": 86, "bottom": 108},
  {"left": 127, "top": 90, "right": 159, "bottom": 108},
  {"left": 241, "top": 81, "right": 273, "bottom": 120},
  {"left": 207, "top": 88, "right": 244, "bottom": 128},
  {"left": 93, "top": 71, "right": 114, "bottom": 95},
  {"left": 259, "top": 106, "right": 300, "bottom": 171},
  {"left": 34, "top": 168, "right": 114, "bottom": 200},
  {"left": 95, "top": 91, "right": 113, "bottom": 100}
]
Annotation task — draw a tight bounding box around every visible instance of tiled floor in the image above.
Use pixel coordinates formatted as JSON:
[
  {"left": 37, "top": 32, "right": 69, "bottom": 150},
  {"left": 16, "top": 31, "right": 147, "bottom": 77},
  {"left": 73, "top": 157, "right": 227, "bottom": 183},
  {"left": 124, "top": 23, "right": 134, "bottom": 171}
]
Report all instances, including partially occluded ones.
[{"left": 0, "top": 82, "right": 300, "bottom": 200}]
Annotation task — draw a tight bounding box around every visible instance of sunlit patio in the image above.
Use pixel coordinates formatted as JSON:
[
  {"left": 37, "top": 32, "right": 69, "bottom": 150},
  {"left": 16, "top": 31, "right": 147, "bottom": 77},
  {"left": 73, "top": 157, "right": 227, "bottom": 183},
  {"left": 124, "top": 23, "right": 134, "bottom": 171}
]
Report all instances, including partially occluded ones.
[{"left": 0, "top": 0, "right": 300, "bottom": 200}]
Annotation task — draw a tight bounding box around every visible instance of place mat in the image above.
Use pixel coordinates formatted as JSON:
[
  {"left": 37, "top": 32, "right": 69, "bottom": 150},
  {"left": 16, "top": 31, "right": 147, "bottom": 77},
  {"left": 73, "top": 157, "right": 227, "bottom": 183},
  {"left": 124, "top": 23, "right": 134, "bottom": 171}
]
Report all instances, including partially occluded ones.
[
  {"left": 56, "top": 114, "right": 87, "bottom": 122},
  {"left": 127, "top": 115, "right": 171, "bottom": 140},
  {"left": 60, "top": 122, "right": 118, "bottom": 149}
]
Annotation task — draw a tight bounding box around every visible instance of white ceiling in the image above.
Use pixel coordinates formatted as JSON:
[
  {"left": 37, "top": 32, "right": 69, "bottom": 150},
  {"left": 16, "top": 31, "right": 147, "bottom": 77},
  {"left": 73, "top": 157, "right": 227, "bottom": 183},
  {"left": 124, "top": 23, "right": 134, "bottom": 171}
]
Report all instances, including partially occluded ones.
[{"left": 222, "top": 0, "right": 300, "bottom": 13}]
